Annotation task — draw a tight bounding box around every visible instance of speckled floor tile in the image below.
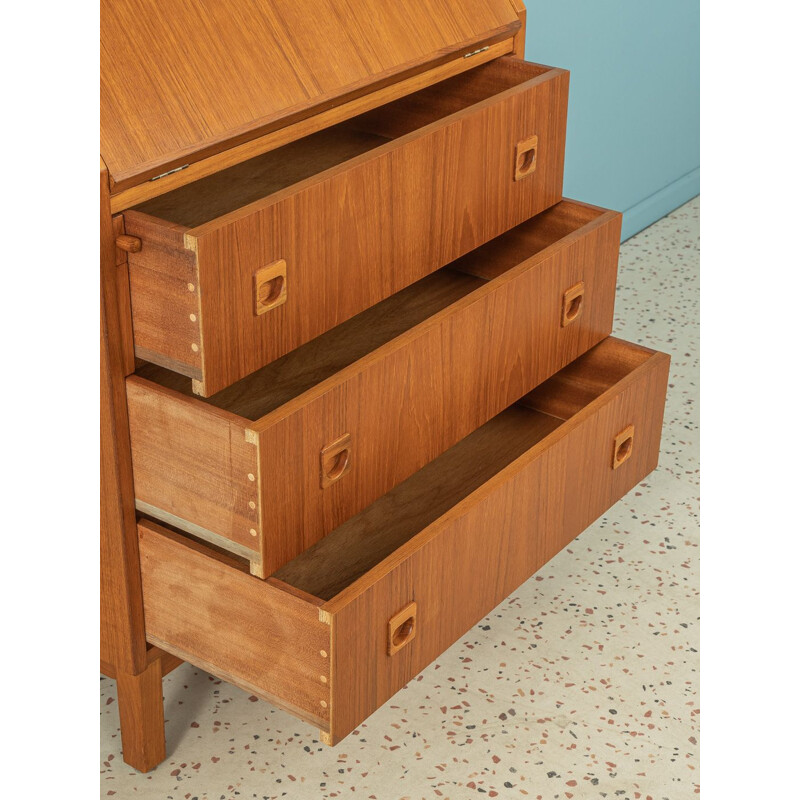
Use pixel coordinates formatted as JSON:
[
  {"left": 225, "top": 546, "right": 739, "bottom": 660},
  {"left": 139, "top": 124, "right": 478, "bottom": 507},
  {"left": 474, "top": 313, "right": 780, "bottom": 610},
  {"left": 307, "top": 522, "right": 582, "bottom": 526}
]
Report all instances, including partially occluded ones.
[{"left": 101, "top": 197, "right": 700, "bottom": 799}]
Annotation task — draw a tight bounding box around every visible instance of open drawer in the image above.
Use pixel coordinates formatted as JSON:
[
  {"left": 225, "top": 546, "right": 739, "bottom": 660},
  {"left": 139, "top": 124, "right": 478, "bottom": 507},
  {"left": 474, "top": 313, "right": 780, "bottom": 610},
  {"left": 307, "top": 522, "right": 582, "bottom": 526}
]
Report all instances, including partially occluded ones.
[
  {"left": 121, "top": 57, "right": 569, "bottom": 396},
  {"left": 138, "top": 337, "right": 670, "bottom": 745},
  {"left": 127, "top": 200, "right": 621, "bottom": 577}
]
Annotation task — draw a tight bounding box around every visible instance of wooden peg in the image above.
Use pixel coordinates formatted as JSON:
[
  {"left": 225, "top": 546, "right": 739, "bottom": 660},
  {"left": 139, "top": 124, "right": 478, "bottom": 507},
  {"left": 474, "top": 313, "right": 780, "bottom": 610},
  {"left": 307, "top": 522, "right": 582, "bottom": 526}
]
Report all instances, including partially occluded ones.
[{"left": 116, "top": 234, "right": 142, "bottom": 253}]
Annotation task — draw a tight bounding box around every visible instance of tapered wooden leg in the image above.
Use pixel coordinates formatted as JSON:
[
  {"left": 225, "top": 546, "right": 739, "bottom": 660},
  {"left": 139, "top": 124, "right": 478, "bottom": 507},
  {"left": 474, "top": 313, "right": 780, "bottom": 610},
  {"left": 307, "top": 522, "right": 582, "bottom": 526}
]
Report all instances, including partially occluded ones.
[{"left": 116, "top": 660, "right": 166, "bottom": 772}]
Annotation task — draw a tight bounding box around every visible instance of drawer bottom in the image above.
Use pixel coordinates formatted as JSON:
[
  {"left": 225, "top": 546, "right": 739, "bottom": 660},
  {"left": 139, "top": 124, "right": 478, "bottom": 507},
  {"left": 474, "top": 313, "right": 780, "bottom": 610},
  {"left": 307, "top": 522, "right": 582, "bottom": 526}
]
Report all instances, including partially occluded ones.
[{"left": 139, "top": 337, "right": 670, "bottom": 743}]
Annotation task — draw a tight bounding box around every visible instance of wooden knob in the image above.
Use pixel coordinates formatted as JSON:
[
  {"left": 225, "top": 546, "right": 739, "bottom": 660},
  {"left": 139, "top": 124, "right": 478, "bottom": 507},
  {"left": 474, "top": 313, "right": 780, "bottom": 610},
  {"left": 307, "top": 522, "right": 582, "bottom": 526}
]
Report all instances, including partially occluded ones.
[{"left": 116, "top": 234, "right": 142, "bottom": 253}]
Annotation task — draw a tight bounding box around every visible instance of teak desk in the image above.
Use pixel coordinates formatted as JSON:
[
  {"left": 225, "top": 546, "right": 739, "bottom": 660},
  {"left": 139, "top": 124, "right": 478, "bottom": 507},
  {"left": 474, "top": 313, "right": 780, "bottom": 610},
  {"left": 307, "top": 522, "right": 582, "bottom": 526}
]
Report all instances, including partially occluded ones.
[{"left": 100, "top": 0, "right": 669, "bottom": 771}]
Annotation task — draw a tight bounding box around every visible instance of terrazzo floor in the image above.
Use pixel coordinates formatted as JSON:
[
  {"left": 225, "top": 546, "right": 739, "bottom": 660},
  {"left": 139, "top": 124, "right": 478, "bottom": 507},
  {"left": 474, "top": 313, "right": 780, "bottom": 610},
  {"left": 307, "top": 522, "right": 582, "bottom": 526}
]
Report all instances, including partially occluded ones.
[{"left": 100, "top": 196, "right": 700, "bottom": 800}]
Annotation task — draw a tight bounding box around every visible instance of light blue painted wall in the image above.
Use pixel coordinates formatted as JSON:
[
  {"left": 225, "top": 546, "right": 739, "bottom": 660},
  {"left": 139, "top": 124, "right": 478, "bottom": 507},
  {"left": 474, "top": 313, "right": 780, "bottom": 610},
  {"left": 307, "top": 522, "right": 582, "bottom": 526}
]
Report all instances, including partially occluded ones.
[{"left": 524, "top": 2, "right": 699, "bottom": 239}]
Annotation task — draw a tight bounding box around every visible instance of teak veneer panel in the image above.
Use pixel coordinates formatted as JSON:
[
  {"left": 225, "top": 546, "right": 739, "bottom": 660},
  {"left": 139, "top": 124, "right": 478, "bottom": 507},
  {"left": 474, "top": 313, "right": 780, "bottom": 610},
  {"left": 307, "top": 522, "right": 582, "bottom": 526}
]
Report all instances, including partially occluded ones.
[
  {"left": 127, "top": 200, "right": 621, "bottom": 575},
  {"left": 137, "top": 267, "right": 485, "bottom": 419},
  {"left": 107, "top": 41, "right": 514, "bottom": 213},
  {"left": 322, "top": 339, "right": 670, "bottom": 742},
  {"left": 101, "top": 0, "right": 521, "bottom": 188},
  {"left": 272, "top": 405, "right": 564, "bottom": 600},
  {"left": 124, "top": 59, "right": 569, "bottom": 395}
]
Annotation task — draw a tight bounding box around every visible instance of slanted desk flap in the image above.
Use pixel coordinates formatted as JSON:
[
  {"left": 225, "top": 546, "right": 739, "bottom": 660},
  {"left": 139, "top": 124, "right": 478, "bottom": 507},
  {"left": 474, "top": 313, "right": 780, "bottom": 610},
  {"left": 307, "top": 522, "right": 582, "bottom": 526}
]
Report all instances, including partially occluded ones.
[{"left": 101, "top": 0, "right": 522, "bottom": 191}]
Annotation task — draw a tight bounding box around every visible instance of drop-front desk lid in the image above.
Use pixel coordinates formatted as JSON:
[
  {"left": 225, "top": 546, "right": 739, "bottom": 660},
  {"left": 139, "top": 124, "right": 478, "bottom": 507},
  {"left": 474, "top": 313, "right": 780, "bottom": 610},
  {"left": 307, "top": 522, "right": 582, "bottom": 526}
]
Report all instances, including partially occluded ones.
[{"left": 101, "top": 0, "right": 522, "bottom": 193}]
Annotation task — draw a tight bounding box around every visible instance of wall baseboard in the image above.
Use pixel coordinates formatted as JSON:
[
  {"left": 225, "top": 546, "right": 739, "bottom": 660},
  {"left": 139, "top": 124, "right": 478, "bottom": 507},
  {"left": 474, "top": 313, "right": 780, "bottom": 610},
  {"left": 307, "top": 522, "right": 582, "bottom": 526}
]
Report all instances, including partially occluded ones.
[{"left": 621, "top": 167, "right": 700, "bottom": 241}]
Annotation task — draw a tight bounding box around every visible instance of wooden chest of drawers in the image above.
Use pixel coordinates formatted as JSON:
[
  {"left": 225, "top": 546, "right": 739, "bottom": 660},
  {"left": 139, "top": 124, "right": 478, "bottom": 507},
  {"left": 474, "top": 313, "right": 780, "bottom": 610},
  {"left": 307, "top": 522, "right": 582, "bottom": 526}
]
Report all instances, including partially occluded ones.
[{"left": 100, "top": 0, "right": 669, "bottom": 772}]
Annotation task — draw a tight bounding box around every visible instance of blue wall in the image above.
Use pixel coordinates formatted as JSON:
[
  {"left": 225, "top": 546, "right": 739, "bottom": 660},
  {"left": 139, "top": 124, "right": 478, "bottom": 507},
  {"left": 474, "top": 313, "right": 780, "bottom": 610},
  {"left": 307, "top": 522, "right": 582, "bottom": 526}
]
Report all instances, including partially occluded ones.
[{"left": 525, "top": 2, "right": 699, "bottom": 240}]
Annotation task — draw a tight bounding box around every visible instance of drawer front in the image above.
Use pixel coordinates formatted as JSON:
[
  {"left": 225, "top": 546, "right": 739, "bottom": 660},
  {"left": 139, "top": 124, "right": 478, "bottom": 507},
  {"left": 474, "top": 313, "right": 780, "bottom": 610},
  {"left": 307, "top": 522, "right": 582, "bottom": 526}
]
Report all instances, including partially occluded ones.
[
  {"left": 323, "top": 341, "right": 669, "bottom": 742},
  {"left": 252, "top": 204, "right": 619, "bottom": 573},
  {"left": 127, "top": 201, "right": 621, "bottom": 577},
  {"left": 137, "top": 339, "right": 669, "bottom": 746},
  {"left": 125, "top": 59, "right": 569, "bottom": 396}
]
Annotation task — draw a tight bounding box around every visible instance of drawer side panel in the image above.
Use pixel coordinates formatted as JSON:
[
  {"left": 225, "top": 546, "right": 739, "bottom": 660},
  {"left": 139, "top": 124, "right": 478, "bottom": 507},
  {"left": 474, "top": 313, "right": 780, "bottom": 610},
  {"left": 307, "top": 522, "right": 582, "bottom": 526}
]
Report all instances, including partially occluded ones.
[
  {"left": 126, "top": 379, "right": 261, "bottom": 558},
  {"left": 327, "top": 352, "right": 669, "bottom": 742},
  {"left": 194, "top": 66, "right": 570, "bottom": 395},
  {"left": 124, "top": 212, "right": 204, "bottom": 378},
  {"left": 138, "top": 521, "right": 331, "bottom": 731}
]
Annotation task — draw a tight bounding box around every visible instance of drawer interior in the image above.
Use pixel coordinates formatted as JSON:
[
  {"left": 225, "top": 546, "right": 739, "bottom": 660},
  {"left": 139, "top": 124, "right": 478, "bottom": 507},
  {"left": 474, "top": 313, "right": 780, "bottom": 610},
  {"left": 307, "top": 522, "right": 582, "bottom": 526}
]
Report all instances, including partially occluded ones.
[
  {"left": 136, "top": 199, "right": 605, "bottom": 420},
  {"left": 133, "top": 59, "right": 551, "bottom": 228},
  {"left": 272, "top": 337, "right": 654, "bottom": 601}
]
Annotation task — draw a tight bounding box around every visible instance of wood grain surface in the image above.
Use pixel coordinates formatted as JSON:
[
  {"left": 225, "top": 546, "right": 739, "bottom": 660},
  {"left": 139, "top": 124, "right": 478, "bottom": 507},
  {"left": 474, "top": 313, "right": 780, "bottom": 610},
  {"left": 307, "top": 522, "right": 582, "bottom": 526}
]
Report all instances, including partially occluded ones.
[
  {"left": 107, "top": 41, "right": 513, "bottom": 212},
  {"left": 126, "top": 380, "right": 262, "bottom": 561},
  {"left": 100, "top": 162, "right": 148, "bottom": 676},
  {"left": 103, "top": 163, "right": 170, "bottom": 772},
  {"left": 115, "top": 660, "right": 166, "bottom": 772},
  {"left": 320, "top": 338, "right": 670, "bottom": 742},
  {"left": 272, "top": 405, "right": 563, "bottom": 600},
  {"left": 101, "top": 0, "right": 521, "bottom": 187},
  {"left": 128, "top": 200, "right": 619, "bottom": 573},
  {"left": 510, "top": 0, "right": 527, "bottom": 56},
  {"left": 138, "top": 521, "right": 331, "bottom": 731},
  {"left": 136, "top": 338, "right": 668, "bottom": 743},
  {"left": 124, "top": 213, "right": 203, "bottom": 378},
  {"left": 137, "top": 267, "right": 485, "bottom": 419},
  {"left": 134, "top": 339, "right": 668, "bottom": 744},
  {"left": 124, "top": 59, "right": 569, "bottom": 395}
]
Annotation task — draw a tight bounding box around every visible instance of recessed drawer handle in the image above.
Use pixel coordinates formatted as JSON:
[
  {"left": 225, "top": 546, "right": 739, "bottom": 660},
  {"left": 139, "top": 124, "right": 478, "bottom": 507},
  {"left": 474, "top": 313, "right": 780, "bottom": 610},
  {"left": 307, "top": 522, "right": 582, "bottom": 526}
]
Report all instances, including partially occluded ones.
[
  {"left": 254, "top": 259, "right": 288, "bottom": 315},
  {"left": 388, "top": 601, "right": 417, "bottom": 656},
  {"left": 320, "top": 433, "right": 352, "bottom": 488},
  {"left": 561, "top": 281, "right": 585, "bottom": 327},
  {"left": 612, "top": 425, "right": 635, "bottom": 469},
  {"left": 514, "top": 134, "right": 538, "bottom": 181}
]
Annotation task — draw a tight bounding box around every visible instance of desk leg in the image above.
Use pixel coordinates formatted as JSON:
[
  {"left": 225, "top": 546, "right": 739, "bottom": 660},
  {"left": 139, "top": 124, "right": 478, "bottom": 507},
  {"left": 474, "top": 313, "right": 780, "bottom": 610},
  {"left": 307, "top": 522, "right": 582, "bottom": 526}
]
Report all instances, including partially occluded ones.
[{"left": 116, "top": 660, "right": 167, "bottom": 772}]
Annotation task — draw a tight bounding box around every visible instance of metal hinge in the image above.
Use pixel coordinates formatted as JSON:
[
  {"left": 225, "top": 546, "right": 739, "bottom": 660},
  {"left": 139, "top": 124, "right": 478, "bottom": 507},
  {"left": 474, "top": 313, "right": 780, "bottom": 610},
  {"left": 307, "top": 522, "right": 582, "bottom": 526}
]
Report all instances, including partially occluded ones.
[
  {"left": 149, "top": 164, "right": 189, "bottom": 181},
  {"left": 464, "top": 46, "right": 490, "bottom": 59}
]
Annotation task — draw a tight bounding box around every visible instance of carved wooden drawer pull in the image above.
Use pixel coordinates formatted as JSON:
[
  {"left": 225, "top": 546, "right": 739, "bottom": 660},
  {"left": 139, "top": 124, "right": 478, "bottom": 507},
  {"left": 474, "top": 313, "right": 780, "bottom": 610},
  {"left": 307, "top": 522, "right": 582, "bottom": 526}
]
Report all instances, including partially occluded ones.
[
  {"left": 254, "top": 259, "right": 288, "bottom": 315},
  {"left": 561, "top": 281, "right": 585, "bottom": 327},
  {"left": 514, "top": 134, "right": 538, "bottom": 180},
  {"left": 320, "top": 433, "right": 352, "bottom": 488},
  {"left": 388, "top": 602, "right": 417, "bottom": 655},
  {"left": 612, "top": 425, "right": 635, "bottom": 469}
]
